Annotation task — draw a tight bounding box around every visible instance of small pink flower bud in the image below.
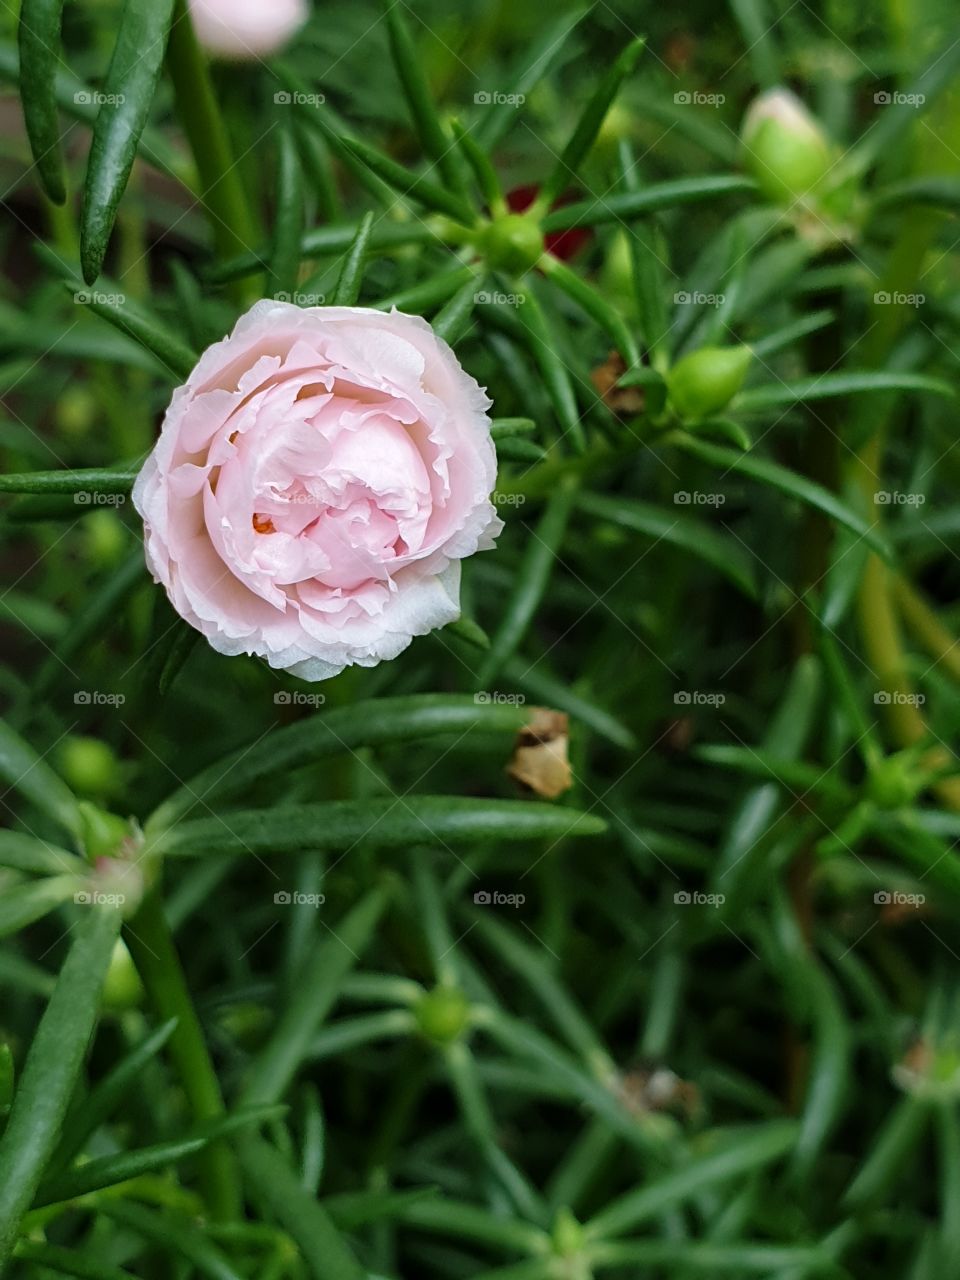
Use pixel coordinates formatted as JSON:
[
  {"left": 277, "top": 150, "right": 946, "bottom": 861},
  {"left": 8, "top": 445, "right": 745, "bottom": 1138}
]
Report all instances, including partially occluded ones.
[{"left": 188, "top": 0, "right": 309, "bottom": 60}]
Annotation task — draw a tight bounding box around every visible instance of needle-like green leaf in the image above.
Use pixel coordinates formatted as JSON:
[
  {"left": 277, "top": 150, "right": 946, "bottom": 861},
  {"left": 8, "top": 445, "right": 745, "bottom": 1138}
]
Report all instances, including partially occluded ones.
[
  {"left": 153, "top": 797, "right": 606, "bottom": 858},
  {"left": 269, "top": 122, "right": 305, "bottom": 301},
  {"left": 80, "top": 0, "right": 177, "bottom": 284},
  {"left": 0, "top": 717, "right": 83, "bottom": 844},
  {"left": 0, "top": 904, "right": 122, "bottom": 1270},
  {"left": 332, "top": 210, "right": 375, "bottom": 306},
  {"left": 17, "top": 0, "right": 67, "bottom": 203},
  {"left": 543, "top": 175, "right": 756, "bottom": 232},
  {"left": 383, "top": 0, "right": 468, "bottom": 198},
  {"left": 539, "top": 35, "right": 646, "bottom": 209}
]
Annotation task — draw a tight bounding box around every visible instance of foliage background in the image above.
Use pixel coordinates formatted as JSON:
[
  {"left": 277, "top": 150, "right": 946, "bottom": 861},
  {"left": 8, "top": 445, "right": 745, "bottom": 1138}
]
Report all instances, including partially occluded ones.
[{"left": 1, "top": 0, "right": 960, "bottom": 1276}]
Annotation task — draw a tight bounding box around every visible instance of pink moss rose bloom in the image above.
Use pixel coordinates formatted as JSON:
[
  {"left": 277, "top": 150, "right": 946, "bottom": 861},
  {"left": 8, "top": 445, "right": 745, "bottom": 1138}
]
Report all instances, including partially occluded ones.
[
  {"left": 133, "top": 302, "right": 502, "bottom": 681},
  {"left": 187, "top": 0, "right": 308, "bottom": 59}
]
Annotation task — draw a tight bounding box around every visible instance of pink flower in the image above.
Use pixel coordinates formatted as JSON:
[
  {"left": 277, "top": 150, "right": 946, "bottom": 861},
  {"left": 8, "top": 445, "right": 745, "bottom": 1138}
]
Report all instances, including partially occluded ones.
[
  {"left": 134, "top": 302, "right": 501, "bottom": 681},
  {"left": 187, "top": 0, "right": 308, "bottom": 59}
]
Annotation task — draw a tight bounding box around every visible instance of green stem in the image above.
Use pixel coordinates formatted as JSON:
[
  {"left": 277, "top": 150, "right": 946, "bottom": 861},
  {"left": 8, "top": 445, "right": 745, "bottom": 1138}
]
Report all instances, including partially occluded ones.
[
  {"left": 893, "top": 574, "right": 960, "bottom": 683},
  {"left": 124, "top": 889, "right": 241, "bottom": 1220},
  {"left": 166, "top": 0, "right": 259, "bottom": 304}
]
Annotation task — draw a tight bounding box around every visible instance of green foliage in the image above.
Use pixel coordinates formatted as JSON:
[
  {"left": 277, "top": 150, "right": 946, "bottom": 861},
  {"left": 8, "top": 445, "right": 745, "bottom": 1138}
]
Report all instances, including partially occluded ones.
[{"left": 2, "top": 0, "right": 960, "bottom": 1276}]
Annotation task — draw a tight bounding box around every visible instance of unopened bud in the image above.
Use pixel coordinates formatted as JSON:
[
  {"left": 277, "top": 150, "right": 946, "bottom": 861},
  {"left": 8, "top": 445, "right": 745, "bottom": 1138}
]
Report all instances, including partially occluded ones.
[
  {"left": 415, "top": 985, "right": 471, "bottom": 1044},
  {"left": 479, "top": 214, "right": 545, "bottom": 274},
  {"left": 667, "top": 345, "right": 752, "bottom": 421},
  {"left": 741, "top": 88, "right": 832, "bottom": 204}
]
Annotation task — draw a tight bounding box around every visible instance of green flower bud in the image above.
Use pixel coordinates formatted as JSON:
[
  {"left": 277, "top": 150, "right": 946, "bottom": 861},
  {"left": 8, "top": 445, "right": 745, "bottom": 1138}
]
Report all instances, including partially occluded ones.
[
  {"left": 79, "top": 801, "right": 133, "bottom": 860},
  {"left": 101, "top": 939, "right": 144, "bottom": 1010},
  {"left": 85, "top": 510, "right": 128, "bottom": 567},
  {"left": 55, "top": 385, "right": 97, "bottom": 438},
  {"left": 866, "top": 753, "right": 924, "bottom": 810},
  {"left": 415, "top": 985, "right": 471, "bottom": 1044},
  {"left": 741, "top": 88, "right": 832, "bottom": 204},
  {"left": 552, "top": 1207, "right": 584, "bottom": 1257},
  {"left": 58, "top": 735, "right": 121, "bottom": 799},
  {"left": 479, "top": 214, "right": 545, "bottom": 275},
  {"left": 667, "top": 345, "right": 752, "bottom": 421}
]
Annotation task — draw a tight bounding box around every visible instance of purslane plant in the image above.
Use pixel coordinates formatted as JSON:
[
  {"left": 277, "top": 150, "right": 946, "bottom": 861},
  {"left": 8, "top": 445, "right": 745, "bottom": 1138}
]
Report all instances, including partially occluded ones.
[{"left": 2, "top": 0, "right": 960, "bottom": 1277}]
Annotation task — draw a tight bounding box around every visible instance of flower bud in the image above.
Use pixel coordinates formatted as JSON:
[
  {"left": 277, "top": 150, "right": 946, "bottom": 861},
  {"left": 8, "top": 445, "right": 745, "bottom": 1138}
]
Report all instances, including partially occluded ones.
[
  {"left": 188, "top": 0, "right": 308, "bottom": 60},
  {"left": 667, "top": 345, "right": 752, "bottom": 421},
  {"left": 102, "top": 939, "right": 144, "bottom": 1011},
  {"left": 866, "top": 752, "right": 924, "bottom": 810},
  {"left": 480, "top": 214, "right": 545, "bottom": 275},
  {"left": 741, "top": 88, "right": 832, "bottom": 204},
  {"left": 79, "top": 801, "right": 136, "bottom": 861},
  {"left": 85, "top": 511, "right": 128, "bottom": 568},
  {"left": 55, "top": 386, "right": 97, "bottom": 438},
  {"left": 415, "top": 985, "right": 471, "bottom": 1044},
  {"left": 552, "top": 1208, "right": 584, "bottom": 1257},
  {"left": 58, "top": 735, "right": 121, "bottom": 799}
]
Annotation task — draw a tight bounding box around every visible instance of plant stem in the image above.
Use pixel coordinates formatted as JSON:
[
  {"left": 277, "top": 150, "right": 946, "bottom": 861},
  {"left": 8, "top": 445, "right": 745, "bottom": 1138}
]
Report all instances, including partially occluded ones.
[
  {"left": 893, "top": 575, "right": 960, "bottom": 683},
  {"left": 166, "top": 0, "right": 259, "bottom": 304},
  {"left": 124, "top": 889, "right": 241, "bottom": 1220}
]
